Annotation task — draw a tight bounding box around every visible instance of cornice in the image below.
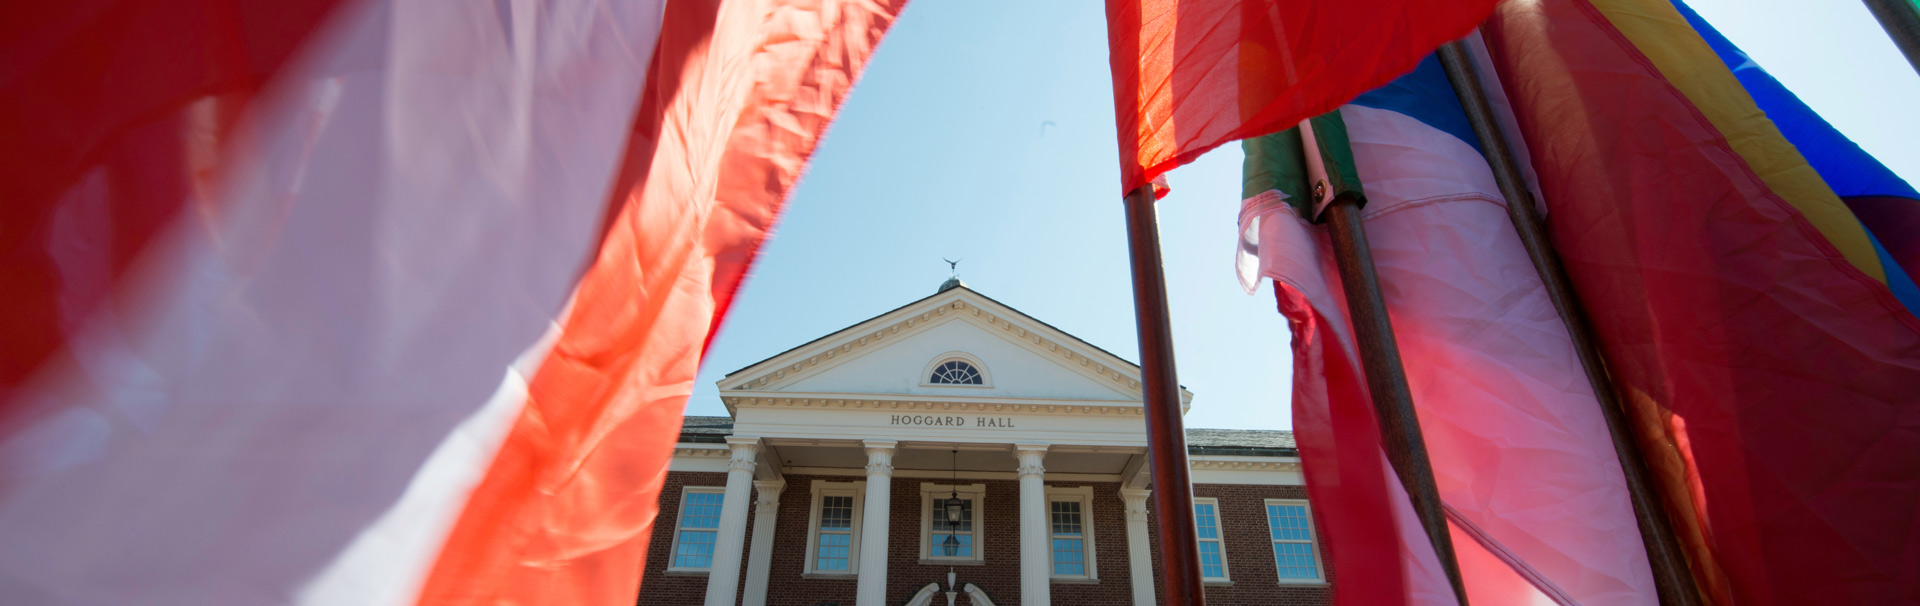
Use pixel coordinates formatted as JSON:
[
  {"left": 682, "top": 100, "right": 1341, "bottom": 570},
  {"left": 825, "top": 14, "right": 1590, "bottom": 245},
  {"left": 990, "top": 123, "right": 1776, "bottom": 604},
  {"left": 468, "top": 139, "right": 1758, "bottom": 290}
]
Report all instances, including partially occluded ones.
[
  {"left": 718, "top": 296, "right": 1151, "bottom": 398},
  {"left": 722, "top": 391, "right": 1146, "bottom": 417},
  {"left": 674, "top": 446, "right": 729, "bottom": 458},
  {"left": 1188, "top": 459, "right": 1302, "bottom": 472}
]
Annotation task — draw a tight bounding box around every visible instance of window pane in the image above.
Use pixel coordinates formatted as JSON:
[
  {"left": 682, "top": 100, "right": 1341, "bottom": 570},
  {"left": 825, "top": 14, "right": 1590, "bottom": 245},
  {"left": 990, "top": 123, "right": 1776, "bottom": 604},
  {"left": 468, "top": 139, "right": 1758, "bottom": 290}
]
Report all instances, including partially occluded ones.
[
  {"left": 1267, "top": 504, "right": 1311, "bottom": 542},
  {"left": 1050, "top": 500, "right": 1083, "bottom": 536},
  {"left": 930, "top": 360, "right": 983, "bottom": 384},
  {"left": 1052, "top": 538, "right": 1086, "bottom": 576},
  {"left": 821, "top": 495, "right": 854, "bottom": 530},
  {"left": 815, "top": 532, "right": 851, "bottom": 571},
  {"left": 1275, "top": 542, "right": 1321, "bottom": 580},
  {"left": 674, "top": 529, "right": 716, "bottom": 568},
  {"left": 681, "top": 492, "right": 723, "bottom": 530},
  {"left": 1199, "top": 541, "right": 1225, "bottom": 579},
  {"left": 931, "top": 532, "right": 973, "bottom": 557},
  {"left": 1194, "top": 503, "right": 1219, "bottom": 539}
]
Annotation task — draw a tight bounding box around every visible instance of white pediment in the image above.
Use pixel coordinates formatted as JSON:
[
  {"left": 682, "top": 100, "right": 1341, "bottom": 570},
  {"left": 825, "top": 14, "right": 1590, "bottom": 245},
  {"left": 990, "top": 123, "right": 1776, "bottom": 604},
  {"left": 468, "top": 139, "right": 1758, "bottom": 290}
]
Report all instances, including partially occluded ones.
[{"left": 718, "top": 288, "right": 1191, "bottom": 409}]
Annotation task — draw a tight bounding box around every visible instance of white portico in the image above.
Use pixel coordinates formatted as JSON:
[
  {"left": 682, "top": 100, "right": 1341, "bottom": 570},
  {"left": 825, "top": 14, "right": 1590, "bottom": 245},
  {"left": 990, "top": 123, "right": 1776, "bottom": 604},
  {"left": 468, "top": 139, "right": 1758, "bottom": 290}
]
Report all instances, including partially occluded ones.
[
  {"left": 648, "top": 281, "right": 1323, "bottom": 606},
  {"left": 720, "top": 281, "right": 1186, "bottom": 606}
]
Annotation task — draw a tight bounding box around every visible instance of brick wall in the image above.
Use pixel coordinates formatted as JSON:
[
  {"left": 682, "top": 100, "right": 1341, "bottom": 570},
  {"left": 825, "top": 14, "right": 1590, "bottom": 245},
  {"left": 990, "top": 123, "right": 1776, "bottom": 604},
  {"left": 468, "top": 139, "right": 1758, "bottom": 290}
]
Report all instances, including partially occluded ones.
[
  {"left": 1141, "top": 484, "right": 1334, "bottom": 606},
  {"left": 640, "top": 473, "right": 1334, "bottom": 606},
  {"left": 641, "top": 472, "right": 757, "bottom": 605}
]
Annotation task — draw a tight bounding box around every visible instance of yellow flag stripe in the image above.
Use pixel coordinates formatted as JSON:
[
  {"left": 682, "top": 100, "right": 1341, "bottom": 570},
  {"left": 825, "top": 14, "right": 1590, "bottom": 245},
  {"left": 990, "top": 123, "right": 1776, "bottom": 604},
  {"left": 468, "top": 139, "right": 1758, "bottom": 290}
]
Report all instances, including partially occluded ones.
[{"left": 1593, "top": 0, "right": 1886, "bottom": 282}]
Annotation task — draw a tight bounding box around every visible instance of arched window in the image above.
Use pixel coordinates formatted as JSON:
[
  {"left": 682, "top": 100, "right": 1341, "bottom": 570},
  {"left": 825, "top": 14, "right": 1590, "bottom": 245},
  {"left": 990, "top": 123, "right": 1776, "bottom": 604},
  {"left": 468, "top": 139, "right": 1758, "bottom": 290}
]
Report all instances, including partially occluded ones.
[{"left": 928, "top": 360, "right": 983, "bottom": 385}]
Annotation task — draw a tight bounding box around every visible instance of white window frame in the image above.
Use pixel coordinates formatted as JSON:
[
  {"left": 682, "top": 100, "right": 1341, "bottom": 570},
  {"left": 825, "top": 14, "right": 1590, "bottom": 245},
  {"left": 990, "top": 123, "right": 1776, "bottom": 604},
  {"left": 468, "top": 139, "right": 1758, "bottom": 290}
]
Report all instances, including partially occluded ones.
[
  {"left": 1264, "top": 499, "right": 1328, "bottom": 585},
  {"left": 665, "top": 486, "right": 725, "bottom": 574},
  {"left": 919, "top": 483, "right": 987, "bottom": 564},
  {"left": 803, "top": 479, "right": 867, "bottom": 577},
  {"left": 1046, "top": 485, "right": 1099, "bottom": 582},
  {"left": 918, "top": 351, "right": 993, "bottom": 388},
  {"left": 1193, "top": 497, "right": 1232, "bottom": 583}
]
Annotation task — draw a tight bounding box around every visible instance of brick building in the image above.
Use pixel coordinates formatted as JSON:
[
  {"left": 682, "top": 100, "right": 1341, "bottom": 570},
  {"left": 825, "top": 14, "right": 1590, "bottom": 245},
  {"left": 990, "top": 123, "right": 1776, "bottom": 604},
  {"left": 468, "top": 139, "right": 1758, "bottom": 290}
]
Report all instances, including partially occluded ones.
[{"left": 642, "top": 281, "right": 1331, "bottom": 606}]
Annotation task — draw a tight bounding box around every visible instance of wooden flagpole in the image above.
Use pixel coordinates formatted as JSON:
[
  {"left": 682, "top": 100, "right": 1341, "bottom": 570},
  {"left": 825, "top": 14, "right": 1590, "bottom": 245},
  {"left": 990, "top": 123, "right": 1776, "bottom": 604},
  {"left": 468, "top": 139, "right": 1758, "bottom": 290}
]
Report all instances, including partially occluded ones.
[
  {"left": 1434, "top": 41, "right": 1703, "bottom": 606},
  {"left": 1121, "top": 186, "right": 1208, "bottom": 606},
  {"left": 1321, "top": 195, "right": 1472, "bottom": 606},
  {"left": 1864, "top": 0, "right": 1920, "bottom": 77}
]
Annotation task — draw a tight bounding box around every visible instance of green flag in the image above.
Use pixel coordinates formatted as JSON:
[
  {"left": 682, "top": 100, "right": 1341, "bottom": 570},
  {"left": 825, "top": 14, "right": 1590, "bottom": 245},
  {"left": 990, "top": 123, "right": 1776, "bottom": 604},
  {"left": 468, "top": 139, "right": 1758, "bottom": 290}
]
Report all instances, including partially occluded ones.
[{"left": 1242, "top": 111, "right": 1366, "bottom": 220}]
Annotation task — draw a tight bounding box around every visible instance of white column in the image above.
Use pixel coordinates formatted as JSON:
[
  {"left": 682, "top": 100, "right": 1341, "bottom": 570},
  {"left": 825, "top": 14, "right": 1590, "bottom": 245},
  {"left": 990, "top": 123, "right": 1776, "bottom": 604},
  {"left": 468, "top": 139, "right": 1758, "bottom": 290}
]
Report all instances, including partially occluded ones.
[
  {"left": 1120, "top": 488, "right": 1156, "bottom": 606},
  {"left": 1015, "top": 443, "right": 1050, "bottom": 606},
  {"left": 740, "top": 478, "right": 785, "bottom": 606},
  {"left": 856, "top": 440, "right": 897, "bottom": 606},
  {"left": 704, "top": 437, "right": 760, "bottom": 606}
]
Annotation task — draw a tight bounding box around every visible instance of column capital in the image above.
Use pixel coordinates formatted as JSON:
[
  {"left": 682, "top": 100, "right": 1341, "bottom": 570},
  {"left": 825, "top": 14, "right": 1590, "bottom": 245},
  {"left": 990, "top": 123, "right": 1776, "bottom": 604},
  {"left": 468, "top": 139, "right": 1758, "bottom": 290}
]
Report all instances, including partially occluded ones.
[
  {"left": 753, "top": 479, "right": 786, "bottom": 506},
  {"left": 726, "top": 438, "right": 761, "bottom": 472},
  {"left": 1012, "top": 444, "right": 1047, "bottom": 478},
  {"left": 863, "top": 440, "right": 897, "bottom": 477},
  {"left": 1120, "top": 488, "right": 1152, "bottom": 523}
]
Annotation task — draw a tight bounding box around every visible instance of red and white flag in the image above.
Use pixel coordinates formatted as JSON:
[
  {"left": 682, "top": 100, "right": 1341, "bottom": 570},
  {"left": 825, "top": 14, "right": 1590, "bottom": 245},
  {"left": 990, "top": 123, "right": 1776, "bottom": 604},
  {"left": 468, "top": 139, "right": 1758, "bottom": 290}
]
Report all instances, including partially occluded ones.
[{"left": 0, "top": 1, "right": 904, "bottom": 604}]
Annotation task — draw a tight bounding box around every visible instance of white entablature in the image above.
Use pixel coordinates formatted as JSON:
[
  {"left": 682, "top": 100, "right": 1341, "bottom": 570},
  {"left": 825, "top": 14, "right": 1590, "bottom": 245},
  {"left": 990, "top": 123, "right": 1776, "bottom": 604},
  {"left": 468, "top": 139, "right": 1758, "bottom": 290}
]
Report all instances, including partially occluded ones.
[{"left": 717, "top": 285, "right": 1193, "bottom": 447}]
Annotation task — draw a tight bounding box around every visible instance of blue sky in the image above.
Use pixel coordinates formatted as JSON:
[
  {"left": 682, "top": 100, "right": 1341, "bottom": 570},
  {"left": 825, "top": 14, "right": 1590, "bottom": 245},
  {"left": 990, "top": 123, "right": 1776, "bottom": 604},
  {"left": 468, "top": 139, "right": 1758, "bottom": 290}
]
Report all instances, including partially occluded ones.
[{"left": 682, "top": 0, "right": 1920, "bottom": 431}]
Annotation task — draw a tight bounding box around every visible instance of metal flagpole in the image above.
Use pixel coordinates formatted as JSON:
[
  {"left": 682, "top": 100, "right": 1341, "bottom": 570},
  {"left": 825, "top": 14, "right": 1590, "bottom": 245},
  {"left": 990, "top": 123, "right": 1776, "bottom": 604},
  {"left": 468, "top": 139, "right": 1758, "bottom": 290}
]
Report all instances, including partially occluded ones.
[
  {"left": 1864, "top": 0, "right": 1920, "bottom": 77},
  {"left": 1320, "top": 194, "right": 1472, "bottom": 606},
  {"left": 1433, "top": 41, "right": 1703, "bottom": 606},
  {"left": 1121, "top": 186, "right": 1208, "bottom": 606}
]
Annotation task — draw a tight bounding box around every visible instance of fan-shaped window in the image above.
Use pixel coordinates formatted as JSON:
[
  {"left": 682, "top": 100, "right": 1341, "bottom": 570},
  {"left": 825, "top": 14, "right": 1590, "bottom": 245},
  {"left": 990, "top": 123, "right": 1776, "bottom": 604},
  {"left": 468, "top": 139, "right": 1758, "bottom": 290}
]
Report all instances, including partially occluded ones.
[{"left": 929, "top": 360, "right": 983, "bottom": 385}]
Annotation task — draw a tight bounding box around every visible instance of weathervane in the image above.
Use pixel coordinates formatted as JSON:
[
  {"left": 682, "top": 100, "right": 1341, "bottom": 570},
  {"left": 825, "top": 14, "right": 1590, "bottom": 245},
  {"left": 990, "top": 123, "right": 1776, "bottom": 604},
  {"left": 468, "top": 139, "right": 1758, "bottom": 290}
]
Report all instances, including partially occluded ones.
[{"left": 943, "top": 257, "right": 961, "bottom": 278}]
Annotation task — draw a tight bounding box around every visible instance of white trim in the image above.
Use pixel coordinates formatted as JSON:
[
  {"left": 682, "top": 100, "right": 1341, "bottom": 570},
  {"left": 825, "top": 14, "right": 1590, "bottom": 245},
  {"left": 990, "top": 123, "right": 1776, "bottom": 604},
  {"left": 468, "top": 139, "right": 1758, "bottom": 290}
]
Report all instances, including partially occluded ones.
[
  {"left": 665, "top": 486, "right": 726, "bottom": 573},
  {"left": 1045, "top": 485, "right": 1099, "bottom": 582},
  {"left": 919, "top": 483, "right": 987, "bottom": 564},
  {"left": 803, "top": 479, "right": 866, "bottom": 576},
  {"left": 715, "top": 292, "right": 1195, "bottom": 407},
  {"left": 1264, "top": 499, "right": 1328, "bottom": 585},
  {"left": 1192, "top": 497, "right": 1232, "bottom": 583},
  {"left": 783, "top": 467, "right": 1121, "bottom": 483},
  {"left": 919, "top": 351, "right": 994, "bottom": 388}
]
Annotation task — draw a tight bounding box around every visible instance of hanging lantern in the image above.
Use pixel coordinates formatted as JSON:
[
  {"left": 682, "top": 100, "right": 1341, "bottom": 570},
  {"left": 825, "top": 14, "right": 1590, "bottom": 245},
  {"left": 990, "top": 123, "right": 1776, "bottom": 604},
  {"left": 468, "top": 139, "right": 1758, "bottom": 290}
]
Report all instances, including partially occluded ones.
[
  {"left": 941, "top": 448, "right": 964, "bottom": 557},
  {"left": 944, "top": 492, "right": 964, "bottom": 523}
]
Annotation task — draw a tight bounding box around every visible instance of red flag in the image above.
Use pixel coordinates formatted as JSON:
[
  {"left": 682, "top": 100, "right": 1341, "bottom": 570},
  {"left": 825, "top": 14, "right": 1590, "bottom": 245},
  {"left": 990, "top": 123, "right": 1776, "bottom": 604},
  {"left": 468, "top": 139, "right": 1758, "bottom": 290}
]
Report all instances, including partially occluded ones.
[
  {"left": 417, "top": 0, "right": 906, "bottom": 602},
  {"left": 0, "top": 0, "right": 904, "bottom": 603},
  {"left": 1103, "top": 0, "right": 1502, "bottom": 196}
]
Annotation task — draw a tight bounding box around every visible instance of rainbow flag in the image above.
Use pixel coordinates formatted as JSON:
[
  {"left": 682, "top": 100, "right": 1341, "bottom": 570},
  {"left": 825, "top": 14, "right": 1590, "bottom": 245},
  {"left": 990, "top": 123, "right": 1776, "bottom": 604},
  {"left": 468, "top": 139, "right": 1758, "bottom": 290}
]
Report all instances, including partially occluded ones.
[
  {"left": 1670, "top": 0, "right": 1920, "bottom": 298},
  {"left": 1482, "top": 0, "right": 1920, "bottom": 603}
]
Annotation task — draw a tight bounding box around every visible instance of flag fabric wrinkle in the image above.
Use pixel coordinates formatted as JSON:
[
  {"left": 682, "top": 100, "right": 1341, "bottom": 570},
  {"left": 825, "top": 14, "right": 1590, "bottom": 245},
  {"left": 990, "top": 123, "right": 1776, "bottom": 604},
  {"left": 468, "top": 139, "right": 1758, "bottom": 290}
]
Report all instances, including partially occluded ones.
[
  {"left": 1240, "top": 56, "right": 1657, "bottom": 605},
  {"left": 414, "top": 0, "right": 907, "bottom": 603},
  {"left": 1104, "top": 0, "right": 1504, "bottom": 197},
  {"left": 1481, "top": 0, "right": 1920, "bottom": 602},
  {"left": 0, "top": 0, "right": 903, "bottom": 604}
]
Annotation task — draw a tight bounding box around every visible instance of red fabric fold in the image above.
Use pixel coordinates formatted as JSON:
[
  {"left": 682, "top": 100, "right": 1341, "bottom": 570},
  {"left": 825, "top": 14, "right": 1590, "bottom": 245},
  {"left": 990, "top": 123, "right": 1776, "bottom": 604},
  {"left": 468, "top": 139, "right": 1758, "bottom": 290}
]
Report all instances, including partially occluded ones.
[
  {"left": 413, "top": 1, "right": 907, "bottom": 603},
  {"left": 1484, "top": 1, "right": 1920, "bottom": 602},
  {"left": 1102, "top": 0, "right": 1500, "bottom": 196}
]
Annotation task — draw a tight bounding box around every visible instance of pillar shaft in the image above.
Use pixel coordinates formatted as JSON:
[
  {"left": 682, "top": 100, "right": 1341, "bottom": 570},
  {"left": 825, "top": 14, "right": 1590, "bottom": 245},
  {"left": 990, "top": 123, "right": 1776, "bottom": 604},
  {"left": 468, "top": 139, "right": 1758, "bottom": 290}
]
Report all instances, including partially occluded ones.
[
  {"left": 856, "top": 440, "right": 897, "bottom": 606},
  {"left": 740, "top": 479, "right": 784, "bottom": 606},
  {"left": 703, "top": 438, "right": 759, "bottom": 606},
  {"left": 1015, "top": 444, "right": 1050, "bottom": 606},
  {"left": 1120, "top": 488, "right": 1156, "bottom": 606}
]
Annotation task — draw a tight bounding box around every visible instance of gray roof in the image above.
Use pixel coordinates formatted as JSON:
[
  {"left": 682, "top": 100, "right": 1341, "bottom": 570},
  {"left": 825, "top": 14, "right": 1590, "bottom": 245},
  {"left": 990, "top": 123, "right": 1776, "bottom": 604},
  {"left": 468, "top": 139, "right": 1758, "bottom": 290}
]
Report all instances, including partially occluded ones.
[
  {"left": 678, "top": 416, "right": 734, "bottom": 443},
  {"left": 675, "top": 416, "right": 1295, "bottom": 456}
]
